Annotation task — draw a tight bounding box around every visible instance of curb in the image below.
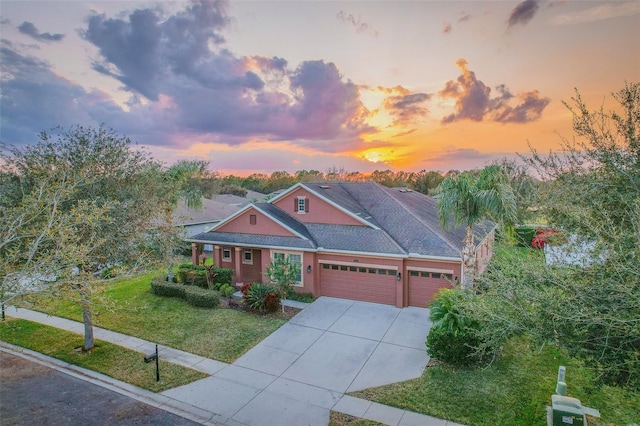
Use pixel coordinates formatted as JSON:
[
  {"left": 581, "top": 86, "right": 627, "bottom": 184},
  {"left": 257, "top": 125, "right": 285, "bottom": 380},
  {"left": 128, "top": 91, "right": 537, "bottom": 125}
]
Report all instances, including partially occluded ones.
[{"left": 0, "top": 341, "right": 227, "bottom": 425}]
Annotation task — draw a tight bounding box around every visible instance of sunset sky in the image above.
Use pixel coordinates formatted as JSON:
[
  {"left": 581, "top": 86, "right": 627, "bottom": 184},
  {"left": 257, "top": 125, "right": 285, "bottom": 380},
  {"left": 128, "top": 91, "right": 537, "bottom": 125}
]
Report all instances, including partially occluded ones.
[{"left": 1, "top": 0, "right": 639, "bottom": 175}]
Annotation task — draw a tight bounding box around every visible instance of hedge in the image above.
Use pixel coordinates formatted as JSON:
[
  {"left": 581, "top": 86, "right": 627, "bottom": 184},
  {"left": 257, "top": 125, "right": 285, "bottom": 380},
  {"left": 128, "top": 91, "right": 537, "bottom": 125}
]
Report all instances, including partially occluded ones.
[
  {"left": 184, "top": 286, "right": 220, "bottom": 308},
  {"left": 150, "top": 276, "right": 186, "bottom": 298},
  {"left": 176, "top": 264, "right": 234, "bottom": 288}
]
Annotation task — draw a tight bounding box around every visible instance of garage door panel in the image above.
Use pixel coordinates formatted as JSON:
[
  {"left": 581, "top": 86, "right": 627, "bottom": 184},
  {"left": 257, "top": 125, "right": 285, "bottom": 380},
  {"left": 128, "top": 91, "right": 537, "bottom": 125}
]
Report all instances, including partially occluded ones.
[
  {"left": 321, "top": 265, "right": 396, "bottom": 305},
  {"left": 408, "top": 271, "right": 454, "bottom": 307}
]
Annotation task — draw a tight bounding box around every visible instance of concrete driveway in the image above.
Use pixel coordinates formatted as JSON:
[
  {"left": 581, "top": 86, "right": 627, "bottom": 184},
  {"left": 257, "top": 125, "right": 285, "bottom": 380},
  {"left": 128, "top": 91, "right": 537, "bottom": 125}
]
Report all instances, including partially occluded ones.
[{"left": 162, "top": 297, "right": 432, "bottom": 425}]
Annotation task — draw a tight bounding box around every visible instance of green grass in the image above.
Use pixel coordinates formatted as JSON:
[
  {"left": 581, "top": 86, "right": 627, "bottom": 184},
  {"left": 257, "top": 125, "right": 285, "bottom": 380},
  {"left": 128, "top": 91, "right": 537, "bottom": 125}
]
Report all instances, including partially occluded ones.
[
  {"left": 20, "top": 271, "right": 288, "bottom": 363},
  {"left": 350, "top": 337, "right": 640, "bottom": 426},
  {"left": 0, "top": 318, "right": 207, "bottom": 392},
  {"left": 329, "top": 412, "right": 384, "bottom": 426}
]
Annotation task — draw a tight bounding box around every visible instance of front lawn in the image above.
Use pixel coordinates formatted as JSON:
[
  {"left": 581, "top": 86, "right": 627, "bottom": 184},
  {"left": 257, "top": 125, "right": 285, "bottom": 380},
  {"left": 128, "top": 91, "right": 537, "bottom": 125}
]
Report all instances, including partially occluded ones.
[
  {"left": 350, "top": 337, "right": 640, "bottom": 426},
  {"left": 19, "top": 271, "right": 289, "bottom": 363},
  {"left": 0, "top": 318, "right": 207, "bottom": 392}
]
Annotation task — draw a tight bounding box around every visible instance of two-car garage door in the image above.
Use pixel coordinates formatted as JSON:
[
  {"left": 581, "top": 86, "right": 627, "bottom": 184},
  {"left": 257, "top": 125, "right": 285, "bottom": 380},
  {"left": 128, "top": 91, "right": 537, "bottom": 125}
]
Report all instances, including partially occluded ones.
[
  {"left": 319, "top": 262, "right": 456, "bottom": 307},
  {"left": 320, "top": 263, "right": 396, "bottom": 305}
]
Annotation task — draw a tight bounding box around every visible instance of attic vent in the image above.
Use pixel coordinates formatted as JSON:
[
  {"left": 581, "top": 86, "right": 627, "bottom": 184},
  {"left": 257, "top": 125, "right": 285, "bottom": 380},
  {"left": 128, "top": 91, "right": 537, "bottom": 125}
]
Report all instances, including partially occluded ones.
[
  {"left": 319, "top": 185, "right": 330, "bottom": 189},
  {"left": 398, "top": 189, "right": 412, "bottom": 193}
]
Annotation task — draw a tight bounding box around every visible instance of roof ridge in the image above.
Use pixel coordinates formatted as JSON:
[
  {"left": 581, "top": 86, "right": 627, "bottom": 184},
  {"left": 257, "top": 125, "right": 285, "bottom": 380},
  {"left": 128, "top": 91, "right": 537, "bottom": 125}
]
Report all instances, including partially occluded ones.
[{"left": 377, "top": 185, "right": 462, "bottom": 255}]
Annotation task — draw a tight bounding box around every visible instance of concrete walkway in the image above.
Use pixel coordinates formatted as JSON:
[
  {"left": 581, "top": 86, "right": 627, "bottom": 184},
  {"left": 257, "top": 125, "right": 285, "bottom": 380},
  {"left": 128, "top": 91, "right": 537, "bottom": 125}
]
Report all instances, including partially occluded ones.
[{"left": 3, "top": 300, "right": 463, "bottom": 426}]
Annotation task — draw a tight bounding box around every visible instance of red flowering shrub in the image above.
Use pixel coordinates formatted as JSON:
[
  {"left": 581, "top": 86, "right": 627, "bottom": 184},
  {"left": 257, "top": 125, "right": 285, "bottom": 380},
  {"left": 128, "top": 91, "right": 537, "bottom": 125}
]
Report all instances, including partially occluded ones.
[
  {"left": 263, "top": 291, "right": 281, "bottom": 313},
  {"left": 240, "top": 282, "right": 253, "bottom": 296},
  {"left": 531, "top": 228, "right": 561, "bottom": 249}
]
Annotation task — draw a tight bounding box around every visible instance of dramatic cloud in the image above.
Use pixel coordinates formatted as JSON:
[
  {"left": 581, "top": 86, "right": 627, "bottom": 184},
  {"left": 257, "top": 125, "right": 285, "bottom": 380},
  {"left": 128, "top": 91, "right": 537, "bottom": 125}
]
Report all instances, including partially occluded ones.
[
  {"left": 508, "top": 0, "right": 540, "bottom": 28},
  {"left": 0, "top": 1, "right": 374, "bottom": 153},
  {"left": 439, "top": 59, "right": 550, "bottom": 124},
  {"left": 0, "top": 42, "right": 128, "bottom": 144},
  {"left": 375, "top": 85, "right": 430, "bottom": 125},
  {"left": 17, "top": 21, "right": 64, "bottom": 42},
  {"left": 336, "top": 11, "right": 379, "bottom": 36}
]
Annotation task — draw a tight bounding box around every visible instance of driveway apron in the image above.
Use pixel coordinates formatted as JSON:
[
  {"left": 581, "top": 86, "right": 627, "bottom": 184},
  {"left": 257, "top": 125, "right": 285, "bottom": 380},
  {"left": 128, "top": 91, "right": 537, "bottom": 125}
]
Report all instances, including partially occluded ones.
[{"left": 161, "top": 297, "right": 433, "bottom": 425}]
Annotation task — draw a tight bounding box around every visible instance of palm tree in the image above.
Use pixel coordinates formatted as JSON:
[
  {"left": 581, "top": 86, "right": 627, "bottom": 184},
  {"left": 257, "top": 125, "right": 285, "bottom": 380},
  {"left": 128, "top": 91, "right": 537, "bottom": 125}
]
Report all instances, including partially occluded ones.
[
  {"left": 163, "top": 160, "right": 209, "bottom": 282},
  {"left": 436, "top": 165, "right": 516, "bottom": 290}
]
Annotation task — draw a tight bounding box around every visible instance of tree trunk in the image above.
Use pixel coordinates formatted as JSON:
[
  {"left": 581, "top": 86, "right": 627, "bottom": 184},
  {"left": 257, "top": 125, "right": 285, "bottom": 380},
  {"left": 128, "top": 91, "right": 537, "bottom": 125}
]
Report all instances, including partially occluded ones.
[
  {"left": 81, "top": 295, "right": 94, "bottom": 351},
  {"left": 167, "top": 254, "right": 174, "bottom": 283},
  {"left": 461, "top": 225, "right": 477, "bottom": 290}
]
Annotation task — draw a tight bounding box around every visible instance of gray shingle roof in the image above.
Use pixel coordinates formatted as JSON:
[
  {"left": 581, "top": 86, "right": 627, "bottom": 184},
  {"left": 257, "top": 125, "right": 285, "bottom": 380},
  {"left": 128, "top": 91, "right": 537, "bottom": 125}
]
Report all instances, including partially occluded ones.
[
  {"left": 190, "top": 232, "right": 315, "bottom": 250},
  {"left": 189, "top": 182, "right": 496, "bottom": 259}
]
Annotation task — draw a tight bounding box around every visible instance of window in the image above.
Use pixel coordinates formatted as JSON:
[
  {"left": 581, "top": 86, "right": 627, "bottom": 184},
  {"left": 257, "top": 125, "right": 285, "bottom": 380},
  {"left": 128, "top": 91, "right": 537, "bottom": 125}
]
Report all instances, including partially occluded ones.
[
  {"left": 420, "top": 272, "right": 429, "bottom": 278},
  {"left": 443, "top": 274, "right": 453, "bottom": 280},
  {"left": 271, "top": 251, "right": 302, "bottom": 286},
  {"left": 340, "top": 265, "right": 348, "bottom": 271},
  {"left": 322, "top": 264, "right": 330, "bottom": 269},
  {"left": 249, "top": 214, "right": 257, "bottom": 225},
  {"left": 349, "top": 266, "right": 357, "bottom": 272},
  {"left": 378, "top": 269, "right": 387, "bottom": 275},
  {"left": 295, "top": 196, "right": 309, "bottom": 213},
  {"left": 222, "top": 247, "right": 231, "bottom": 262},
  {"left": 243, "top": 249, "right": 253, "bottom": 264},
  {"left": 359, "top": 267, "right": 367, "bottom": 273},
  {"left": 432, "top": 272, "right": 442, "bottom": 279},
  {"left": 331, "top": 264, "right": 339, "bottom": 270},
  {"left": 410, "top": 271, "right": 419, "bottom": 277}
]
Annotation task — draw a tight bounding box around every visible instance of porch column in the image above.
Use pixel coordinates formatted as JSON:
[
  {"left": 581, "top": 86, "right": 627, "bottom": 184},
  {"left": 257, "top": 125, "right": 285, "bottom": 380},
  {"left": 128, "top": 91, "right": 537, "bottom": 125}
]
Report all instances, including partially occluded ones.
[
  {"left": 191, "top": 243, "right": 200, "bottom": 266},
  {"left": 234, "top": 247, "right": 243, "bottom": 284},
  {"left": 214, "top": 245, "right": 221, "bottom": 267}
]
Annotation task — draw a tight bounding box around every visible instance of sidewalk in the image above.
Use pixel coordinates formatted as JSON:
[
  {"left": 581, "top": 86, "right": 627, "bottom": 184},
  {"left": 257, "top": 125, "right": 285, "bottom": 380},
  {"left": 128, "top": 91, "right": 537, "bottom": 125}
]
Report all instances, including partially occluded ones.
[{"left": 3, "top": 305, "right": 462, "bottom": 426}]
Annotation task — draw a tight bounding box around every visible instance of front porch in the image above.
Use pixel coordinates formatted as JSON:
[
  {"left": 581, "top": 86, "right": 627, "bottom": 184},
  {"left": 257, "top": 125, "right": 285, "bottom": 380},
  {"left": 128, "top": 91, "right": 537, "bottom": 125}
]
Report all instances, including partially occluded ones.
[{"left": 191, "top": 243, "right": 264, "bottom": 285}]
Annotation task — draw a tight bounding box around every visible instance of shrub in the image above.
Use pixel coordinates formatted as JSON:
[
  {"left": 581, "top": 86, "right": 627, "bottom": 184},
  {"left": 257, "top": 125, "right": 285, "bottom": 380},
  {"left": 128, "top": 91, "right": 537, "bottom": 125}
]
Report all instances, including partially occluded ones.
[
  {"left": 244, "top": 282, "right": 279, "bottom": 313},
  {"left": 176, "top": 264, "right": 207, "bottom": 286},
  {"left": 426, "top": 325, "right": 482, "bottom": 367},
  {"left": 220, "top": 284, "right": 236, "bottom": 298},
  {"left": 514, "top": 225, "right": 538, "bottom": 247},
  {"left": 286, "top": 292, "right": 315, "bottom": 303},
  {"left": 99, "top": 265, "right": 117, "bottom": 279},
  {"left": 263, "top": 291, "right": 280, "bottom": 313},
  {"left": 150, "top": 275, "right": 186, "bottom": 298},
  {"left": 426, "top": 288, "right": 492, "bottom": 367},
  {"left": 240, "top": 282, "right": 253, "bottom": 296},
  {"left": 184, "top": 286, "right": 220, "bottom": 308},
  {"left": 211, "top": 267, "right": 233, "bottom": 285}
]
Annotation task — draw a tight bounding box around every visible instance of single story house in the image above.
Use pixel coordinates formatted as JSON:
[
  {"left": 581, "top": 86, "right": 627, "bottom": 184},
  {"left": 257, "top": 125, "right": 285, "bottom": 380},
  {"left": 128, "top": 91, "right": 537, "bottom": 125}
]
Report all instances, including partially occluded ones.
[{"left": 188, "top": 182, "right": 495, "bottom": 308}]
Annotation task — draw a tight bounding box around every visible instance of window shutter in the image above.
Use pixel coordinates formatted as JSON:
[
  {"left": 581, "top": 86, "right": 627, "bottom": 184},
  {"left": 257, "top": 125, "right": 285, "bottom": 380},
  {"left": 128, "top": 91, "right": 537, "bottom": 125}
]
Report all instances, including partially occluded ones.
[
  {"left": 294, "top": 197, "right": 297, "bottom": 212},
  {"left": 305, "top": 198, "right": 309, "bottom": 212}
]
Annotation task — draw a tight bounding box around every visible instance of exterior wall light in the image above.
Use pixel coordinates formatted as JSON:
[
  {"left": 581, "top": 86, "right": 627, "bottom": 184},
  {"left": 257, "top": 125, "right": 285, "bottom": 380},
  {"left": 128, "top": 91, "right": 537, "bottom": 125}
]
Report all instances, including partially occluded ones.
[
  {"left": 307, "top": 265, "right": 312, "bottom": 273},
  {"left": 397, "top": 272, "right": 402, "bottom": 281}
]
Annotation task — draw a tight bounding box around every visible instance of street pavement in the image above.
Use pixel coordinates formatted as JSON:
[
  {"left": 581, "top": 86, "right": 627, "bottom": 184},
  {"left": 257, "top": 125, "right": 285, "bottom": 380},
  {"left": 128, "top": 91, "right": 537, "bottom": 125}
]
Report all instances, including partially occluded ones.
[{"left": 3, "top": 297, "right": 464, "bottom": 425}]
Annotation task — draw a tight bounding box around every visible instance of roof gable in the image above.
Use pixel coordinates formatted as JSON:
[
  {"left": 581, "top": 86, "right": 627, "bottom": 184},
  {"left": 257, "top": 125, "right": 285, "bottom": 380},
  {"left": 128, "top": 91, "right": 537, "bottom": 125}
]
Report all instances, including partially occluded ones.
[
  {"left": 211, "top": 204, "right": 307, "bottom": 239},
  {"left": 271, "top": 183, "right": 375, "bottom": 227}
]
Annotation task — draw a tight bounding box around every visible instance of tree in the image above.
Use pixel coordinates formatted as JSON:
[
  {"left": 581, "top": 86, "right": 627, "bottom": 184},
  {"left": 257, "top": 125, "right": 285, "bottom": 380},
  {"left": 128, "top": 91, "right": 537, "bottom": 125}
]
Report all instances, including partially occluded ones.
[
  {"left": 436, "top": 165, "right": 516, "bottom": 289},
  {"left": 162, "top": 159, "right": 210, "bottom": 282},
  {"left": 491, "top": 158, "right": 539, "bottom": 224},
  {"left": 265, "top": 256, "right": 300, "bottom": 312},
  {"left": 0, "top": 125, "right": 173, "bottom": 350},
  {"left": 471, "top": 83, "right": 640, "bottom": 389}
]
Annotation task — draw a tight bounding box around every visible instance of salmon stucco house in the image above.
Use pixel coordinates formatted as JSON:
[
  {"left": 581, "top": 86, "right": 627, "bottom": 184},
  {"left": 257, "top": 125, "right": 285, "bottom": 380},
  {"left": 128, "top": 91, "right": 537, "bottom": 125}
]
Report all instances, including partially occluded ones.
[{"left": 188, "top": 182, "right": 495, "bottom": 308}]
